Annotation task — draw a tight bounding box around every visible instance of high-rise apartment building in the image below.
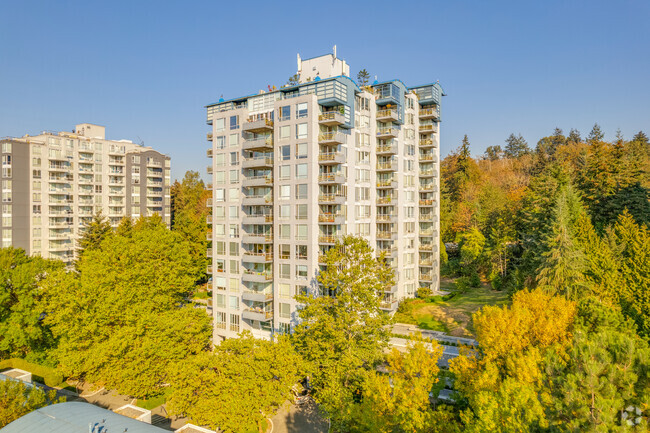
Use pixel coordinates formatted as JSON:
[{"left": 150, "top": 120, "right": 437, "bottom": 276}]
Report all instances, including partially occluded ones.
[
  {"left": 206, "top": 52, "right": 443, "bottom": 341},
  {"left": 0, "top": 123, "right": 171, "bottom": 263}
]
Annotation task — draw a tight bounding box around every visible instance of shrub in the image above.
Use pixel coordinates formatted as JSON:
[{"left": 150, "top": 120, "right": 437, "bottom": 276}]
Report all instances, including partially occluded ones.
[
  {"left": 0, "top": 358, "right": 64, "bottom": 387},
  {"left": 417, "top": 286, "right": 432, "bottom": 299}
]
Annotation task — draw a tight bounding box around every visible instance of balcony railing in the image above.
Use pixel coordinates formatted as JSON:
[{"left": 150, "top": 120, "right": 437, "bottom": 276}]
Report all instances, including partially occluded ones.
[
  {"left": 419, "top": 107, "right": 439, "bottom": 119},
  {"left": 318, "top": 213, "right": 343, "bottom": 223},
  {"left": 318, "top": 131, "right": 346, "bottom": 144},
  {"left": 318, "top": 111, "right": 345, "bottom": 125},
  {"left": 318, "top": 235, "right": 340, "bottom": 244},
  {"left": 419, "top": 199, "right": 435, "bottom": 206},
  {"left": 419, "top": 138, "right": 434, "bottom": 147},
  {"left": 376, "top": 214, "right": 396, "bottom": 222},
  {"left": 419, "top": 123, "right": 437, "bottom": 133},
  {"left": 318, "top": 193, "right": 345, "bottom": 203},
  {"left": 376, "top": 127, "right": 399, "bottom": 137},
  {"left": 243, "top": 252, "right": 273, "bottom": 261},
  {"left": 376, "top": 196, "right": 394, "bottom": 204},
  {"left": 244, "top": 269, "right": 273, "bottom": 280},
  {"left": 376, "top": 162, "right": 396, "bottom": 171},
  {"left": 207, "top": 132, "right": 213, "bottom": 141},
  {"left": 318, "top": 152, "right": 344, "bottom": 162}
]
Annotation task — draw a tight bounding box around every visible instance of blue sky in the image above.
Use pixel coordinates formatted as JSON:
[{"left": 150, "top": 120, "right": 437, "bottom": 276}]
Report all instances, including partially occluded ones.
[{"left": 1, "top": 0, "right": 648, "bottom": 181}]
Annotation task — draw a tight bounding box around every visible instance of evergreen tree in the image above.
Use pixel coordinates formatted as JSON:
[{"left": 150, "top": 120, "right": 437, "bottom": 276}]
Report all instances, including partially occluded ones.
[
  {"left": 587, "top": 123, "right": 605, "bottom": 143},
  {"left": 356, "top": 69, "right": 370, "bottom": 86},
  {"left": 77, "top": 210, "right": 112, "bottom": 256},
  {"left": 631, "top": 130, "right": 648, "bottom": 146},
  {"left": 567, "top": 128, "right": 582, "bottom": 144},
  {"left": 484, "top": 145, "right": 503, "bottom": 161},
  {"left": 504, "top": 133, "right": 530, "bottom": 158}
]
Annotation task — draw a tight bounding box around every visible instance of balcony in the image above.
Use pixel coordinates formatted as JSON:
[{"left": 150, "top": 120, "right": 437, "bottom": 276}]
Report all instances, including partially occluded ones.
[
  {"left": 318, "top": 131, "right": 346, "bottom": 145},
  {"left": 242, "top": 156, "right": 273, "bottom": 169},
  {"left": 318, "top": 213, "right": 345, "bottom": 224},
  {"left": 419, "top": 258, "right": 434, "bottom": 267},
  {"left": 419, "top": 244, "right": 437, "bottom": 252},
  {"left": 242, "top": 194, "right": 272, "bottom": 206},
  {"left": 318, "top": 235, "right": 340, "bottom": 245},
  {"left": 419, "top": 199, "right": 435, "bottom": 207},
  {"left": 419, "top": 123, "right": 438, "bottom": 133},
  {"left": 419, "top": 214, "right": 435, "bottom": 222},
  {"left": 242, "top": 290, "right": 274, "bottom": 302},
  {"left": 419, "top": 272, "right": 434, "bottom": 282},
  {"left": 380, "top": 299, "right": 398, "bottom": 311},
  {"left": 377, "top": 231, "right": 398, "bottom": 240},
  {"left": 419, "top": 138, "right": 435, "bottom": 148},
  {"left": 376, "top": 109, "right": 399, "bottom": 122},
  {"left": 376, "top": 144, "right": 397, "bottom": 155},
  {"left": 242, "top": 233, "right": 273, "bottom": 244},
  {"left": 206, "top": 183, "right": 213, "bottom": 190},
  {"left": 242, "top": 270, "right": 273, "bottom": 283},
  {"left": 318, "top": 111, "right": 345, "bottom": 126},
  {"left": 207, "top": 166, "right": 213, "bottom": 174},
  {"left": 318, "top": 173, "right": 345, "bottom": 184},
  {"left": 376, "top": 161, "right": 397, "bottom": 172},
  {"left": 419, "top": 169, "right": 436, "bottom": 178},
  {"left": 419, "top": 184, "right": 436, "bottom": 193},
  {"left": 207, "top": 148, "right": 213, "bottom": 158},
  {"left": 242, "top": 136, "right": 273, "bottom": 151},
  {"left": 419, "top": 154, "right": 437, "bottom": 163},
  {"left": 242, "top": 118, "right": 274, "bottom": 133},
  {"left": 242, "top": 175, "right": 273, "bottom": 187},
  {"left": 376, "top": 179, "right": 397, "bottom": 189},
  {"left": 318, "top": 152, "right": 345, "bottom": 165},
  {"left": 242, "top": 214, "right": 273, "bottom": 224},
  {"left": 376, "top": 196, "right": 395, "bottom": 205},
  {"left": 243, "top": 252, "right": 273, "bottom": 263},
  {"left": 419, "top": 107, "right": 439, "bottom": 120},
  {"left": 206, "top": 215, "right": 213, "bottom": 225},
  {"left": 377, "top": 127, "right": 399, "bottom": 138},
  {"left": 376, "top": 214, "right": 396, "bottom": 222},
  {"left": 242, "top": 309, "right": 274, "bottom": 322},
  {"left": 318, "top": 193, "right": 346, "bottom": 204}
]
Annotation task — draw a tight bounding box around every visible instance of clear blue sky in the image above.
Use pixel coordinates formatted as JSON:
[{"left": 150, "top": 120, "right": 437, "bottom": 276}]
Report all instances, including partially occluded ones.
[{"left": 1, "top": 0, "right": 648, "bottom": 181}]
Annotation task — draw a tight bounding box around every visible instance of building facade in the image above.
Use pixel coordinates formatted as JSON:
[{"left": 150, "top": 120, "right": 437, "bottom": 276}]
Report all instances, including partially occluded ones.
[
  {"left": 206, "top": 52, "right": 443, "bottom": 341},
  {"left": 0, "top": 123, "right": 171, "bottom": 263}
]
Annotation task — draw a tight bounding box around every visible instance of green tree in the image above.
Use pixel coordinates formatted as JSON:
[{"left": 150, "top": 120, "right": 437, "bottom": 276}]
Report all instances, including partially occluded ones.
[
  {"left": 0, "top": 379, "right": 64, "bottom": 428},
  {"left": 0, "top": 248, "right": 63, "bottom": 361},
  {"left": 356, "top": 69, "right": 370, "bottom": 86},
  {"left": 587, "top": 123, "right": 605, "bottom": 143},
  {"left": 631, "top": 130, "right": 648, "bottom": 146},
  {"left": 484, "top": 145, "right": 503, "bottom": 161},
  {"left": 167, "top": 332, "right": 303, "bottom": 433},
  {"left": 44, "top": 216, "right": 211, "bottom": 398},
  {"left": 351, "top": 337, "right": 450, "bottom": 433},
  {"left": 293, "top": 236, "right": 394, "bottom": 431},
  {"left": 567, "top": 128, "right": 582, "bottom": 145},
  {"left": 287, "top": 73, "right": 300, "bottom": 86},
  {"left": 487, "top": 217, "right": 515, "bottom": 287},
  {"left": 77, "top": 210, "right": 112, "bottom": 256},
  {"left": 504, "top": 133, "right": 530, "bottom": 158},
  {"left": 457, "top": 227, "right": 486, "bottom": 281},
  {"left": 170, "top": 171, "right": 209, "bottom": 282}
]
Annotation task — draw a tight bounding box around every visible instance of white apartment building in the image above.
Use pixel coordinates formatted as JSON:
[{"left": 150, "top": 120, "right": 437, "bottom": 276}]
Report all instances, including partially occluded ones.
[
  {"left": 206, "top": 52, "right": 443, "bottom": 341},
  {"left": 0, "top": 123, "right": 171, "bottom": 263}
]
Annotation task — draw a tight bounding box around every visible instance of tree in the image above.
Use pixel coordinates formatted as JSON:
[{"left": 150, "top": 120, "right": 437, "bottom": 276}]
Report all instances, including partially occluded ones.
[
  {"left": 487, "top": 217, "right": 515, "bottom": 287},
  {"left": 0, "top": 248, "right": 63, "bottom": 361},
  {"left": 536, "top": 184, "right": 592, "bottom": 299},
  {"left": 0, "top": 379, "right": 64, "bottom": 427},
  {"left": 631, "top": 130, "right": 648, "bottom": 146},
  {"left": 456, "top": 227, "right": 486, "bottom": 282},
  {"left": 356, "top": 69, "right": 370, "bottom": 86},
  {"left": 287, "top": 73, "right": 300, "bottom": 86},
  {"left": 567, "top": 128, "right": 582, "bottom": 145},
  {"left": 167, "top": 332, "right": 303, "bottom": 433},
  {"left": 587, "top": 123, "right": 605, "bottom": 143},
  {"left": 484, "top": 145, "right": 503, "bottom": 161},
  {"left": 44, "top": 216, "right": 211, "bottom": 398},
  {"left": 292, "top": 236, "right": 394, "bottom": 431},
  {"left": 170, "top": 171, "right": 210, "bottom": 282},
  {"left": 77, "top": 210, "right": 112, "bottom": 256},
  {"left": 351, "top": 337, "right": 451, "bottom": 433},
  {"left": 504, "top": 133, "right": 530, "bottom": 159}
]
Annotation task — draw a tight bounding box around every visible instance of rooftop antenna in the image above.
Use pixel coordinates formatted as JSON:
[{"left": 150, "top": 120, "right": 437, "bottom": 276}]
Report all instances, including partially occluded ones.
[
  {"left": 333, "top": 45, "right": 337, "bottom": 58},
  {"left": 136, "top": 136, "right": 144, "bottom": 146}
]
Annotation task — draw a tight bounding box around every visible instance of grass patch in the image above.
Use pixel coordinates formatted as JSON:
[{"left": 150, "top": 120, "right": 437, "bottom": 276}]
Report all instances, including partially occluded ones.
[
  {"left": 193, "top": 290, "right": 212, "bottom": 300},
  {"left": 136, "top": 389, "right": 172, "bottom": 410}
]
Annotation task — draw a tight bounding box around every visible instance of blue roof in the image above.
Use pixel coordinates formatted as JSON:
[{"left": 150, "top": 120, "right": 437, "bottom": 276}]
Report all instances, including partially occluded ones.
[{"left": 1, "top": 402, "right": 169, "bottom": 433}]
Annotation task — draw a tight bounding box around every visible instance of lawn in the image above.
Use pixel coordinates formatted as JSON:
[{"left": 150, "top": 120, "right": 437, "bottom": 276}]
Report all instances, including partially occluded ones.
[{"left": 394, "top": 281, "right": 510, "bottom": 337}]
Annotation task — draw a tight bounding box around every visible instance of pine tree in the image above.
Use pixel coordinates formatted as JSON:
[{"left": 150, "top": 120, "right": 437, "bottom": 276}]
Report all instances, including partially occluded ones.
[
  {"left": 77, "top": 210, "right": 112, "bottom": 256},
  {"left": 567, "top": 128, "right": 582, "bottom": 145},
  {"left": 587, "top": 123, "right": 605, "bottom": 143},
  {"left": 504, "top": 133, "right": 530, "bottom": 158},
  {"left": 631, "top": 130, "right": 648, "bottom": 146},
  {"left": 485, "top": 145, "right": 503, "bottom": 161},
  {"left": 356, "top": 69, "right": 370, "bottom": 86}
]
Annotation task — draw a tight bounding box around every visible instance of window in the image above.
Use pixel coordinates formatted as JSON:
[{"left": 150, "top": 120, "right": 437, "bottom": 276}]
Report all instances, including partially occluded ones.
[
  {"left": 281, "top": 145, "right": 290, "bottom": 161},
  {"left": 215, "top": 259, "right": 225, "bottom": 272},
  {"left": 279, "top": 283, "right": 291, "bottom": 299},
  {"left": 296, "top": 143, "right": 307, "bottom": 159},
  {"left": 229, "top": 188, "right": 239, "bottom": 201},
  {"left": 229, "top": 278, "right": 239, "bottom": 292},
  {"left": 229, "top": 205, "right": 238, "bottom": 219},
  {"left": 279, "top": 303, "right": 291, "bottom": 319},
  {"left": 229, "top": 242, "right": 239, "bottom": 256},
  {"left": 229, "top": 169, "right": 239, "bottom": 183},
  {"left": 215, "top": 312, "right": 226, "bottom": 329},
  {"left": 280, "top": 125, "right": 290, "bottom": 139},
  {"left": 215, "top": 171, "right": 225, "bottom": 184},
  {"left": 296, "top": 265, "right": 308, "bottom": 279},
  {"left": 296, "top": 123, "right": 308, "bottom": 139},
  {"left": 279, "top": 322, "right": 291, "bottom": 334},
  {"left": 279, "top": 224, "right": 290, "bottom": 239},
  {"left": 230, "top": 152, "right": 239, "bottom": 165},
  {"left": 296, "top": 245, "right": 307, "bottom": 260},
  {"left": 296, "top": 184, "right": 307, "bottom": 199},
  {"left": 279, "top": 244, "right": 290, "bottom": 260},
  {"left": 279, "top": 105, "right": 290, "bottom": 121},
  {"left": 356, "top": 205, "right": 371, "bottom": 218},
  {"left": 296, "top": 204, "right": 307, "bottom": 220},
  {"left": 355, "top": 187, "right": 370, "bottom": 201},
  {"left": 280, "top": 185, "right": 290, "bottom": 200},
  {"left": 215, "top": 136, "right": 225, "bottom": 149},
  {"left": 279, "top": 205, "right": 290, "bottom": 219},
  {"left": 216, "top": 294, "right": 226, "bottom": 308},
  {"left": 279, "top": 263, "right": 290, "bottom": 279},
  {"left": 214, "top": 206, "right": 225, "bottom": 219},
  {"left": 356, "top": 133, "right": 370, "bottom": 148},
  {"left": 356, "top": 223, "right": 371, "bottom": 236},
  {"left": 296, "top": 224, "right": 307, "bottom": 240},
  {"left": 296, "top": 164, "right": 307, "bottom": 179},
  {"left": 296, "top": 102, "right": 308, "bottom": 118},
  {"left": 357, "top": 151, "right": 370, "bottom": 164},
  {"left": 215, "top": 241, "right": 225, "bottom": 255},
  {"left": 32, "top": 170, "right": 41, "bottom": 179},
  {"left": 215, "top": 153, "right": 225, "bottom": 166},
  {"left": 2, "top": 155, "right": 11, "bottom": 165},
  {"left": 230, "top": 314, "right": 240, "bottom": 332},
  {"left": 279, "top": 165, "right": 290, "bottom": 180},
  {"left": 229, "top": 134, "right": 239, "bottom": 147},
  {"left": 230, "top": 259, "right": 239, "bottom": 273},
  {"left": 215, "top": 188, "right": 225, "bottom": 202},
  {"left": 2, "top": 142, "right": 11, "bottom": 153},
  {"left": 32, "top": 157, "right": 41, "bottom": 167},
  {"left": 214, "top": 224, "right": 225, "bottom": 236},
  {"left": 216, "top": 118, "right": 225, "bottom": 132},
  {"left": 230, "top": 115, "right": 239, "bottom": 130},
  {"left": 229, "top": 224, "right": 239, "bottom": 238}
]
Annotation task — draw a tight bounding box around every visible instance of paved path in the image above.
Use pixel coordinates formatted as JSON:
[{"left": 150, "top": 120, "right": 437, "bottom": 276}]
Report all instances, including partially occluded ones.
[
  {"left": 392, "top": 323, "right": 478, "bottom": 347},
  {"left": 270, "top": 400, "right": 328, "bottom": 433}
]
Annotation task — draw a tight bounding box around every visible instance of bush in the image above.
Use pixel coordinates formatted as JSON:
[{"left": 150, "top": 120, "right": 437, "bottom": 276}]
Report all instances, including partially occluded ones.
[
  {"left": 417, "top": 286, "right": 432, "bottom": 299},
  {"left": 0, "top": 358, "right": 64, "bottom": 387},
  {"left": 455, "top": 277, "right": 472, "bottom": 294}
]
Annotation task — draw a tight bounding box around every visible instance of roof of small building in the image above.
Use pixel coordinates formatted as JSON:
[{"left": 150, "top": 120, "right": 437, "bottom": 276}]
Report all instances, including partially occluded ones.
[{"left": 1, "top": 401, "right": 169, "bottom": 433}]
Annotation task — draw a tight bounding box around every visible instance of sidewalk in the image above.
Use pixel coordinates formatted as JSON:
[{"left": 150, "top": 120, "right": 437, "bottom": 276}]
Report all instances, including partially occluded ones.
[{"left": 392, "top": 323, "right": 478, "bottom": 347}]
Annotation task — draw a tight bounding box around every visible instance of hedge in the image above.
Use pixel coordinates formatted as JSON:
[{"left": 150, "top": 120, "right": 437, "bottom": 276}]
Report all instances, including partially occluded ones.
[{"left": 0, "top": 358, "right": 64, "bottom": 387}]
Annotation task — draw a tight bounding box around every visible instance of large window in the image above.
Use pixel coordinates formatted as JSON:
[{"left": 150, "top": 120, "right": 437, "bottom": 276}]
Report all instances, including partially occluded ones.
[
  {"left": 296, "top": 143, "right": 307, "bottom": 159},
  {"left": 280, "top": 185, "right": 291, "bottom": 200},
  {"left": 229, "top": 115, "right": 239, "bottom": 130},
  {"left": 279, "top": 303, "right": 291, "bottom": 319},
  {"left": 296, "top": 103, "right": 308, "bottom": 118},
  {"left": 296, "top": 164, "right": 307, "bottom": 179},
  {"left": 279, "top": 165, "right": 291, "bottom": 180},
  {"left": 215, "top": 118, "right": 225, "bottom": 132},
  {"left": 279, "top": 106, "right": 291, "bottom": 121},
  {"left": 280, "top": 125, "right": 290, "bottom": 139},
  {"left": 296, "top": 204, "right": 307, "bottom": 220},
  {"left": 296, "top": 123, "right": 308, "bottom": 139},
  {"left": 296, "top": 184, "right": 307, "bottom": 199},
  {"left": 279, "top": 224, "right": 290, "bottom": 239},
  {"left": 281, "top": 145, "right": 290, "bottom": 160}
]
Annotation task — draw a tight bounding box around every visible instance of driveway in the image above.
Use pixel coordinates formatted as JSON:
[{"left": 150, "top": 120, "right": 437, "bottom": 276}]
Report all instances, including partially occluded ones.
[{"left": 270, "top": 400, "right": 328, "bottom": 433}]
